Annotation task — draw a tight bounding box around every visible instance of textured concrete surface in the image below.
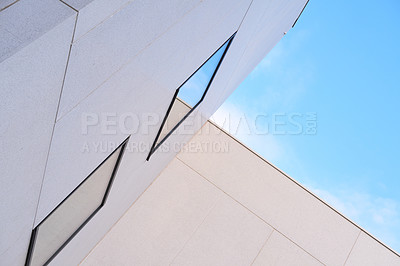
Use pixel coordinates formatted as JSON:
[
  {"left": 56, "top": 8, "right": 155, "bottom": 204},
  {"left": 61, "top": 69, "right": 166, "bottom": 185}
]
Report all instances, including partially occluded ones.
[{"left": 0, "top": 0, "right": 75, "bottom": 62}]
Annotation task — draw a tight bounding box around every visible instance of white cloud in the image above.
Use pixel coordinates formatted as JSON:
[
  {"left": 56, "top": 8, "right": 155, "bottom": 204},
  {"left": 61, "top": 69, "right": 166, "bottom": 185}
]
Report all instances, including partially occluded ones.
[
  {"left": 211, "top": 102, "right": 285, "bottom": 162},
  {"left": 306, "top": 184, "right": 400, "bottom": 252},
  {"left": 249, "top": 42, "right": 285, "bottom": 78}
]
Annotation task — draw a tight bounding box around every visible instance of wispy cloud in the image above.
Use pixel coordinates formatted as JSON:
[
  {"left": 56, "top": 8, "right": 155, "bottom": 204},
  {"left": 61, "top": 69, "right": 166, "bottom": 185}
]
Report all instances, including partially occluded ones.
[
  {"left": 307, "top": 184, "right": 400, "bottom": 252},
  {"left": 241, "top": 29, "right": 316, "bottom": 112},
  {"left": 211, "top": 102, "right": 285, "bottom": 162}
]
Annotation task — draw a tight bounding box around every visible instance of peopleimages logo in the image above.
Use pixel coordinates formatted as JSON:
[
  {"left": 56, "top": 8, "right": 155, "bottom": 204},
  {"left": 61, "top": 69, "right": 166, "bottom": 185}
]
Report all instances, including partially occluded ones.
[
  {"left": 213, "top": 112, "right": 318, "bottom": 136},
  {"left": 79, "top": 111, "right": 317, "bottom": 153},
  {"left": 81, "top": 111, "right": 318, "bottom": 136},
  {"left": 81, "top": 112, "right": 161, "bottom": 135}
]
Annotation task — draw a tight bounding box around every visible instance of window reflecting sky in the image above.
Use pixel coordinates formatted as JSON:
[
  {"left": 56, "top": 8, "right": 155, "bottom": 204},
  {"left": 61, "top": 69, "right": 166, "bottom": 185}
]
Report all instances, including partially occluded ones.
[
  {"left": 178, "top": 40, "right": 229, "bottom": 107},
  {"left": 152, "top": 37, "right": 231, "bottom": 153}
]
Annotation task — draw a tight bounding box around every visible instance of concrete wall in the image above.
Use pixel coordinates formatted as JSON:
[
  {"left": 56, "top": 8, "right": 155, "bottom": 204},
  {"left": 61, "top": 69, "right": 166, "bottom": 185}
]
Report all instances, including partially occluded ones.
[
  {"left": 82, "top": 121, "right": 400, "bottom": 265},
  {"left": 1, "top": 0, "right": 308, "bottom": 264},
  {"left": 0, "top": 1, "right": 76, "bottom": 264}
]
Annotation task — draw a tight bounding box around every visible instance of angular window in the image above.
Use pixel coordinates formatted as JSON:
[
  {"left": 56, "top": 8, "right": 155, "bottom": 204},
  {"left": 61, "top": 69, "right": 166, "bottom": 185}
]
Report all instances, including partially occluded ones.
[
  {"left": 147, "top": 33, "right": 235, "bottom": 160},
  {"left": 25, "top": 138, "right": 129, "bottom": 266}
]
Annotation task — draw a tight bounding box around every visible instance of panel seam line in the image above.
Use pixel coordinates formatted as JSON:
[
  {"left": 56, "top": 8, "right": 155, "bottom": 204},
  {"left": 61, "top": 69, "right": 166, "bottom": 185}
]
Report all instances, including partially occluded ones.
[
  {"left": 250, "top": 229, "right": 274, "bottom": 265},
  {"left": 343, "top": 230, "right": 361, "bottom": 265},
  {"left": 207, "top": 120, "right": 400, "bottom": 258},
  {"left": 32, "top": 11, "right": 78, "bottom": 226},
  {"left": 176, "top": 156, "right": 325, "bottom": 265},
  {"left": 168, "top": 197, "right": 220, "bottom": 265},
  {"left": 55, "top": 0, "right": 203, "bottom": 122}
]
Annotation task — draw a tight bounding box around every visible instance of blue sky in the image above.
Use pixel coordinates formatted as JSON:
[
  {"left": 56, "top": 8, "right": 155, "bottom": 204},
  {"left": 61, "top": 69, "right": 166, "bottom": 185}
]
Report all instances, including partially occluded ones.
[
  {"left": 178, "top": 39, "right": 229, "bottom": 107},
  {"left": 213, "top": 0, "right": 400, "bottom": 252}
]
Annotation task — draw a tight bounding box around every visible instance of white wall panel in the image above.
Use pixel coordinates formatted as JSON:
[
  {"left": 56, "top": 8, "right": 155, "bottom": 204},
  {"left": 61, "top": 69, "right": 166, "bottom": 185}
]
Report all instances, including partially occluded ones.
[
  {"left": 345, "top": 232, "right": 400, "bottom": 266},
  {"left": 63, "top": 0, "right": 133, "bottom": 41},
  {"left": 36, "top": 0, "right": 250, "bottom": 226},
  {"left": 59, "top": 158, "right": 222, "bottom": 266},
  {"left": 253, "top": 230, "right": 323, "bottom": 266},
  {"left": 171, "top": 194, "right": 272, "bottom": 265},
  {"left": 0, "top": 1, "right": 76, "bottom": 264},
  {"left": 56, "top": 0, "right": 201, "bottom": 120},
  {"left": 0, "top": 0, "right": 17, "bottom": 10},
  {"left": 0, "top": 0, "right": 74, "bottom": 62},
  {"left": 177, "top": 123, "right": 361, "bottom": 265}
]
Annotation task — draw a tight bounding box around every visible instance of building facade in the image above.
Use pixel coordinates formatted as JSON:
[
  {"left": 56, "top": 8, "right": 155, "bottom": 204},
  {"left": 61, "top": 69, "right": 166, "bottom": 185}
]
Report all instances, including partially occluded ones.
[{"left": 1, "top": 0, "right": 399, "bottom": 265}]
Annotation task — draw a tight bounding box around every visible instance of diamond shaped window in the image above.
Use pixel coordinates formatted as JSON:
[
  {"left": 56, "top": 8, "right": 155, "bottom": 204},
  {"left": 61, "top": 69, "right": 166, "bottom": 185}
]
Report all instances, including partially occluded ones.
[{"left": 147, "top": 34, "right": 235, "bottom": 159}]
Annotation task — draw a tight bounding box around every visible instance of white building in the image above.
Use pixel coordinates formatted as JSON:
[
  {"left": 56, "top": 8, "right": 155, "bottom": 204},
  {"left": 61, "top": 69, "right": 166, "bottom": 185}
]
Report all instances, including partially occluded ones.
[{"left": 1, "top": 0, "right": 399, "bottom": 265}]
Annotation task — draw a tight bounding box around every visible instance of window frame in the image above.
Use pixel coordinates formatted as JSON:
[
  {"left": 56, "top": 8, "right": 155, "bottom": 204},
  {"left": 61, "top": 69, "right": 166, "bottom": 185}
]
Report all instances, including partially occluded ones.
[
  {"left": 147, "top": 33, "right": 236, "bottom": 160},
  {"left": 25, "top": 137, "right": 129, "bottom": 266}
]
